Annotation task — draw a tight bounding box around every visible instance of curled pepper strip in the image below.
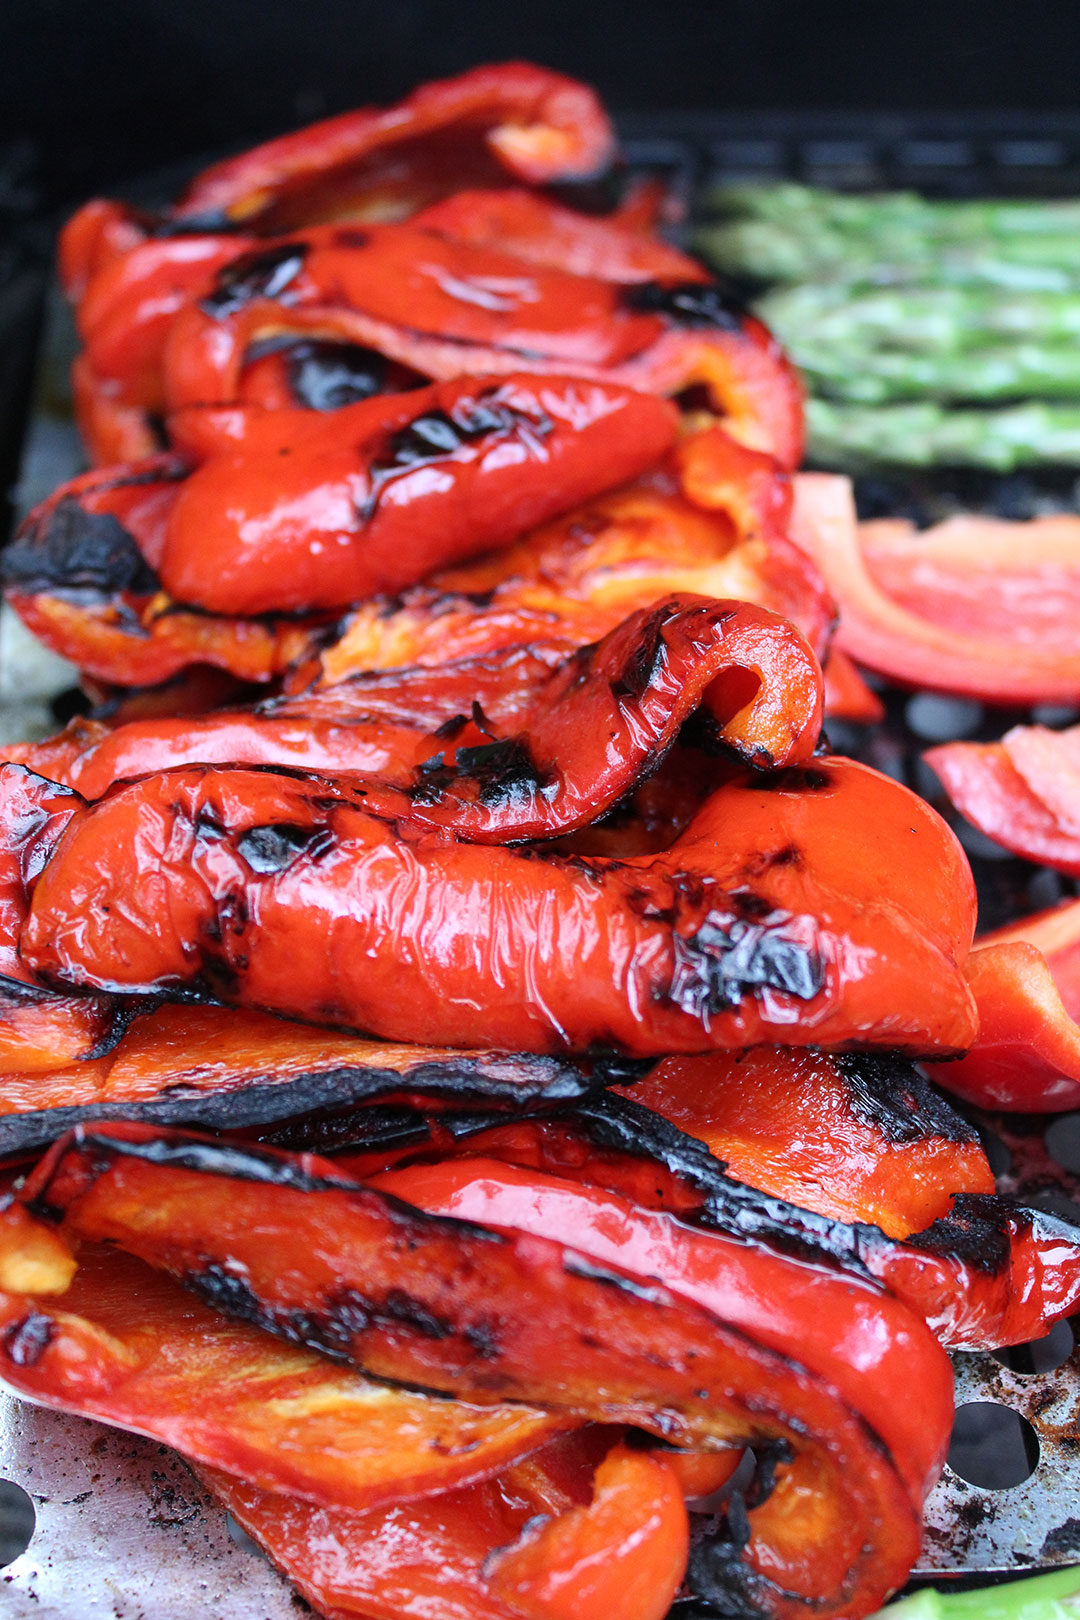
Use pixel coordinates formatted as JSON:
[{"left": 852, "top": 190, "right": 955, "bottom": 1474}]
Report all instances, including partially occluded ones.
[
  {"left": 792, "top": 476, "right": 1080, "bottom": 704},
  {"left": 4, "top": 599, "right": 825, "bottom": 845},
  {"left": 170, "top": 62, "right": 618, "bottom": 231},
  {"left": 22, "top": 1124, "right": 946, "bottom": 1618},
  {"left": 0, "top": 1241, "right": 570, "bottom": 1510},
  {"left": 924, "top": 899, "right": 1080, "bottom": 1113},
  {"left": 159, "top": 226, "right": 802, "bottom": 465},
  {"left": 198, "top": 1435, "right": 688, "bottom": 1620},
  {"left": 19, "top": 757, "right": 976, "bottom": 1055},
  {"left": 926, "top": 722, "right": 1080, "bottom": 874}
]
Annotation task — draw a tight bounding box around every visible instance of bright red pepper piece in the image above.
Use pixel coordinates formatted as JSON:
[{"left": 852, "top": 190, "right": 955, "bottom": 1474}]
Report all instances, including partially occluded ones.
[{"left": 926, "top": 723, "right": 1080, "bottom": 874}]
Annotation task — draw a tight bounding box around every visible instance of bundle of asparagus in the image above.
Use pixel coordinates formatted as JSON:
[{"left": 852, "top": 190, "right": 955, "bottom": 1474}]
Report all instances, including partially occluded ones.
[{"left": 696, "top": 182, "right": 1080, "bottom": 469}]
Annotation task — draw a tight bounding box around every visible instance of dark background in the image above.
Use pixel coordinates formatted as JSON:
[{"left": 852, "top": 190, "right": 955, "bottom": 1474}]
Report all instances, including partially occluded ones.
[{"left": 2, "top": 0, "right": 1080, "bottom": 205}]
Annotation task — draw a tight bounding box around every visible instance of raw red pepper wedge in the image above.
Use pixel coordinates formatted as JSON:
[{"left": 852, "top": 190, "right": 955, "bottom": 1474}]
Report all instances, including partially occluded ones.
[
  {"left": 198, "top": 1437, "right": 685, "bottom": 1620},
  {"left": 19, "top": 757, "right": 976, "bottom": 1055},
  {"left": 924, "top": 899, "right": 1080, "bottom": 1113},
  {"left": 171, "top": 62, "right": 617, "bottom": 231},
  {"left": 792, "top": 478, "right": 1080, "bottom": 703},
  {"left": 4, "top": 598, "right": 824, "bottom": 836},
  {"left": 157, "top": 377, "right": 678, "bottom": 615},
  {"left": 926, "top": 723, "right": 1080, "bottom": 874},
  {"left": 412, "top": 187, "right": 708, "bottom": 284},
  {"left": 0, "top": 1240, "right": 567, "bottom": 1508},
  {"left": 23, "top": 1123, "right": 945, "bottom": 1617},
  {"left": 158, "top": 224, "right": 802, "bottom": 464}
]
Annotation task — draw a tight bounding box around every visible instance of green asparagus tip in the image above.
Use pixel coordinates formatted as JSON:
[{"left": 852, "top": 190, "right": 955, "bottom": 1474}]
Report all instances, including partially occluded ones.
[{"left": 874, "top": 1566, "right": 1080, "bottom": 1620}]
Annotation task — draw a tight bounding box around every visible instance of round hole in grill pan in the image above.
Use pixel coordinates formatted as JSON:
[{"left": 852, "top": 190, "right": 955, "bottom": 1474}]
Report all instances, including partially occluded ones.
[
  {"left": 0, "top": 1479, "right": 35, "bottom": 1567},
  {"left": 993, "top": 1318, "right": 1076, "bottom": 1376},
  {"left": 905, "top": 694, "right": 984, "bottom": 743},
  {"left": 947, "top": 1402, "right": 1040, "bottom": 1490}
]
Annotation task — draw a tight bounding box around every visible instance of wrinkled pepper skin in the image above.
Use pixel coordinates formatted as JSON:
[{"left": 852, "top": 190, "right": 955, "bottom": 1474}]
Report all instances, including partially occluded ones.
[
  {"left": 24, "top": 1124, "right": 946, "bottom": 1618},
  {"left": 925, "top": 898, "right": 1080, "bottom": 1113},
  {"left": 413, "top": 188, "right": 708, "bottom": 284},
  {"left": 0, "top": 1241, "right": 567, "bottom": 1508},
  {"left": 157, "top": 378, "right": 677, "bottom": 615},
  {"left": 926, "top": 723, "right": 1080, "bottom": 875},
  {"left": 157, "top": 224, "right": 802, "bottom": 465},
  {"left": 20, "top": 757, "right": 977, "bottom": 1056},
  {"left": 792, "top": 478, "right": 1080, "bottom": 704},
  {"left": 5, "top": 599, "right": 824, "bottom": 843},
  {"left": 199, "top": 1436, "right": 687, "bottom": 1620}
]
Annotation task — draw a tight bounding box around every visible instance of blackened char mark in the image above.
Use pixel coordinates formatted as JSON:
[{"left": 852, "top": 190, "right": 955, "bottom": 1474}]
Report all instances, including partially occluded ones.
[
  {"left": 201, "top": 242, "right": 309, "bottom": 318},
  {"left": 286, "top": 341, "right": 399, "bottom": 412},
  {"left": 905, "top": 1193, "right": 1013, "bottom": 1276},
  {"left": 235, "top": 823, "right": 334, "bottom": 875},
  {"left": 669, "top": 911, "right": 824, "bottom": 1018},
  {"left": 610, "top": 602, "right": 669, "bottom": 702},
  {"left": 412, "top": 734, "right": 545, "bottom": 808},
  {"left": 364, "top": 393, "right": 554, "bottom": 514},
  {"left": 4, "top": 498, "right": 160, "bottom": 597},
  {"left": 833, "top": 1052, "right": 980, "bottom": 1147},
  {"left": 2, "top": 1311, "right": 56, "bottom": 1367},
  {"left": 624, "top": 281, "right": 743, "bottom": 332},
  {"left": 684, "top": 1494, "right": 771, "bottom": 1620}
]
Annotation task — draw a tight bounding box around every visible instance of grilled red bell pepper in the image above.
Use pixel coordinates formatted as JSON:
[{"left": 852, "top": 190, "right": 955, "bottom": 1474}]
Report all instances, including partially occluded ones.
[
  {"left": 620, "top": 1049, "right": 995, "bottom": 1239},
  {"left": 22, "top": 1123, "right": 949, "bottom": 1617},
  {"left": 170, "top": 62, "right": 617, "bottom": 232},
  {"left": 0, "top": 1238, "right": 570, "bottom": 1508},
  {"left": 3, "top": 598, "right": 824, "bottom": 839},
  {"left": 924, "top": 899, "right": 1080, "bottom": 1113},
  {"left": 926, "top": 722, "right": 1080, "bottom": 873},
  {"left": 198, "top": 1435, "right": 688, "bottom": 1620},
  {"left": 792, "top": 480, "right": 1080, "bottom": 703},
  {"left": 160, "top": 377, "right": 676, "bottom": 615},
  {"left": 413, "top": 187, "right": 708, "bottom": 284},
  {"left": 158, "top": 224, "right": 802, "bottom": 464},
  {"left": 18, "top": 756, "right": 976, "bottom": 1055}
]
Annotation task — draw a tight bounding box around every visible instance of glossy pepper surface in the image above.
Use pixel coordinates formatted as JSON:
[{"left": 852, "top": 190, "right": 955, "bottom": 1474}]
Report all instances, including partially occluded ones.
[
  {"left": 22, "top": 1123, "right": 951, "bottom": 1618},
  {"left": 926, "top": 722, "right": 1080, "bottom": 873},
  {"left": 18, "top": 756, "right": 977, "bottom": 1055}
]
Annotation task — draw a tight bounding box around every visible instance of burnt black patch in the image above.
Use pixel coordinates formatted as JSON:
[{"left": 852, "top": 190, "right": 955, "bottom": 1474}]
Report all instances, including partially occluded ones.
[
  {"left": 668, "top": 911, "right": 824, "bottom": 1018},
  {"left": 752, "top": 766, "right": 834, "bottom": 794},
  {"left": 382, "top": 1289, "right": 454, "bottom": 1340},
  {"left": 201, "top": 242, "right": 309, "bottom": 318},
  {"left": 4, "top": 498, "right": 160, "bottom": 597},
  {"left": 364, "top": 393, "right": 554, "bottom": 514},
  {"left": 3, "top": 1311, "right": 56, "bottom": 1367},
  {"left": 611, "top": 605, "right": 668, "bottom": 702},
  {"left": 285, "top": 341, "right": 399, "bottom": 412},
  {"left": 1041, "top": 1518, "right": 1080, "bottom": 1558},
  {"left": 905, "top": 1193, "right": 1013, "bottom": 1275},
  {"left": 833, "top": 1052, "right": 979, "bottom": 1147},
  {"left": 412, "top": 734, "right": 545, "bottom": 808},
  {"left": 236, "top": 823, "right": 332, "bottom": 875},
  {"left": 684, "top": 1498, "right": 770, "bottom": 1620},
  {"left": 624, "top": 280, "right": 742, "bottom": 332}
]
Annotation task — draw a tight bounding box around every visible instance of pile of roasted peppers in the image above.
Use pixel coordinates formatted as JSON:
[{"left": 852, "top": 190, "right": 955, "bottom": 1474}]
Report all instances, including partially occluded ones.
[{"left": 2, "top": 60, "right": 1080, "bottom": 1620}]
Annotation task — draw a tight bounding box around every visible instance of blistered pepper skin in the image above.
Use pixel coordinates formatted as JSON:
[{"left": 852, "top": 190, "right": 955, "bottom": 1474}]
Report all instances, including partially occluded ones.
[
  {"left": 20, "top": 757, "right": 976, "bottom": 1056},
  {"left": 155, "top": 377, "right": 677, "bottom": 615},
  {"left": 22, "top": 1124, "right": 945, "bottom": 1618}
]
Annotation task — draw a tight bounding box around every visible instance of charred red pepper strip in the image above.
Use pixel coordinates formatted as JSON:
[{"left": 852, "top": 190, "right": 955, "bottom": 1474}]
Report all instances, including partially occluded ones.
[
  {"left": 926, "top": 723, "right": 1080, "bottom": 874},
  {"left": 171, "top": 63, "right": 617, "bottom": 231},
  {"left": 0, "top": 998, "right": 634, "bottom": 1164},
  {"left": 821, "top": 648, "right": 885, "bottom": 724},
  {"left": 23, "top": 1124, "right": 943, "bottom": 1617},
  {"left": 198, "top": 1437, "right": 687, "bottom": 1620},
  {"left": 71, "top": 355, "right": 163, "bottom": 466},
  {"left": 155, "top": 377, "right": 678, "bottom": 616},
  {"left": 0, "top": 1241, "right": 569, "bottom": 1508},
  {"left": 792, "top": 478, "right": 1080, "bottom": 703},
  {"left": 3, "top": 599, "right": 824, "bottom": 839},
  {"left": 922, "top": 899, "right": 1080, "bottom": 1114},
  {"left": 20, "top": 757, "right": 976, "bottom": 1055},
  {"left": 413, "top": 187, "right": 708, "bottom": 284},
  {"left": 320, "top": 433, "right": 834, "bottom": 686},
  {"left": 621, "top": 1049, "right": 994, "bottom": 1239},
  {"left": 159, "top": 226, "right": 802, "bottom": 465}
]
